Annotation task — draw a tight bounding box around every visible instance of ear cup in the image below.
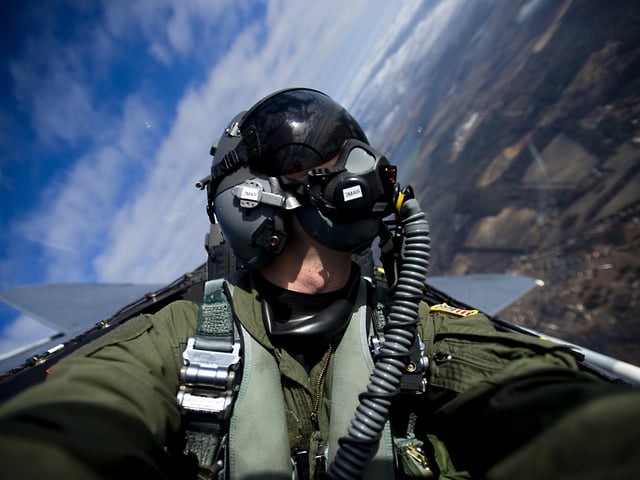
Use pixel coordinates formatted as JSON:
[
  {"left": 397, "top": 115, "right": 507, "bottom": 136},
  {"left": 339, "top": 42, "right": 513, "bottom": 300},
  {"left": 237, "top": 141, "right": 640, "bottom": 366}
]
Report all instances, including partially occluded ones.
[{"left": 214, "top": 175, "right": 290, "bottom": 268}]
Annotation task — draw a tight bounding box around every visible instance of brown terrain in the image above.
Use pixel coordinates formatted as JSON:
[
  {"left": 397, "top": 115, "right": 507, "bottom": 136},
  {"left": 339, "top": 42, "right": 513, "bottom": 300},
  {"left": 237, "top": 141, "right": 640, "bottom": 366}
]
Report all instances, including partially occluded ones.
[{"left": 383, "top": 0, "right": 640, "bottom": 364}]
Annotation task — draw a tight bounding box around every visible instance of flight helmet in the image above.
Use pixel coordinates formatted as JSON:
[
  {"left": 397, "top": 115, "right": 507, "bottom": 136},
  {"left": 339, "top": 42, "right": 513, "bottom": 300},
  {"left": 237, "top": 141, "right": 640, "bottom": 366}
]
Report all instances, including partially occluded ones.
[{"left": 207, "top": 88, "right": 396, "bottom": 268}]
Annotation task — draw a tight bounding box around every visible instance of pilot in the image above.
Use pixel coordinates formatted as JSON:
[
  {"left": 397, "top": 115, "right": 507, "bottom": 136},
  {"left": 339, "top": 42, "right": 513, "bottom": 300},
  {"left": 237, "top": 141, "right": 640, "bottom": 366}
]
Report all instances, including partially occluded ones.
[{"left": 0, "top": 88, "right": 638, "bottom": 480}]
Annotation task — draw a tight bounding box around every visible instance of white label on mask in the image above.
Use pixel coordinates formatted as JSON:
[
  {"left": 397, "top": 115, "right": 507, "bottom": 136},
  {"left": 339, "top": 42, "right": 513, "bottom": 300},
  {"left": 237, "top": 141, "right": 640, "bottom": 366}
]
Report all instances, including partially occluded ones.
[{"left": 343, "top": 185, "right": 363, "bottom": 202}]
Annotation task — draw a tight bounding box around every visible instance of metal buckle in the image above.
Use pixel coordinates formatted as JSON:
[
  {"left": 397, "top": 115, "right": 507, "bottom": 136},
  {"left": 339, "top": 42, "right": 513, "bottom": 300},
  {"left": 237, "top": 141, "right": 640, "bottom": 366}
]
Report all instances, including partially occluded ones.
[{"left": 178, "top": 336, "right": 242, "bottom": 417}]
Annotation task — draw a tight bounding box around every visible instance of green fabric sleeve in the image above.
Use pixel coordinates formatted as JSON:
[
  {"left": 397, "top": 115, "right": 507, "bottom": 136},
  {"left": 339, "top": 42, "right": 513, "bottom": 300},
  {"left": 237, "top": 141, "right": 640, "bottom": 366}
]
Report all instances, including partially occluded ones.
[
  {"left": 0, "top": 299, "right": 199, "bottom": 479},
  {"left": 0, "top": 402, "right": 180, "bottom": 479},
  {"left": 413, "top": 301, "right": 639, "bottom": 478},
  {"left": 485, "top": 388, "right": 640, "bottom": 480}
]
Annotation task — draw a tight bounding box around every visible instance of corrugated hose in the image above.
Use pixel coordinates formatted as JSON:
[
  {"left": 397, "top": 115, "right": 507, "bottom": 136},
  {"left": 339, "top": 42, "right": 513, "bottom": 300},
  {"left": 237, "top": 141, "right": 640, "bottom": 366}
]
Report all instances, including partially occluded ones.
[{"left": 329, "top": 196, "right": 431, "bottom": 479}]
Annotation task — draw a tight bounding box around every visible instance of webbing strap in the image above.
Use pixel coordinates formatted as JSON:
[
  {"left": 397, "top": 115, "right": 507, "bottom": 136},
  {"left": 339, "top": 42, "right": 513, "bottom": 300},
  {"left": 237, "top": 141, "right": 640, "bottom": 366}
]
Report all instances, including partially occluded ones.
[
  {"left": 369, "top": 283, "right": 427, "bottom": 394},
  {"left": 184, "top": 421, "right": 225, "bottom": 471},
  {"left": 194, "top": 279, "right": 234, "bottom": 352},
  {"left": 371, "top": 283, "right": 391, "bottom": 336},
  {"left": 179, "top": 275, "right": 242, "bottom": 475}
]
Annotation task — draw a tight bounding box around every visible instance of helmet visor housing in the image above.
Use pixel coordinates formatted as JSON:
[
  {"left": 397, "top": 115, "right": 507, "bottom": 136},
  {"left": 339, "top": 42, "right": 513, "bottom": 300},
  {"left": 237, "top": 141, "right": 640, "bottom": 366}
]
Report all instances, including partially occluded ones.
[{"left": 242, "top": 88, "right": 369, "bottom": 177}]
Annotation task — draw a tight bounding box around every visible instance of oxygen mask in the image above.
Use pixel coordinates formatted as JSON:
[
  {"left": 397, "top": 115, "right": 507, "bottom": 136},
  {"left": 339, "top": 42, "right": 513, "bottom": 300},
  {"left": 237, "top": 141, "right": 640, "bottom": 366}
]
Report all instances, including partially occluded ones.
[{"left": 280, "top": 140, "right": 398, "bottom": 252}]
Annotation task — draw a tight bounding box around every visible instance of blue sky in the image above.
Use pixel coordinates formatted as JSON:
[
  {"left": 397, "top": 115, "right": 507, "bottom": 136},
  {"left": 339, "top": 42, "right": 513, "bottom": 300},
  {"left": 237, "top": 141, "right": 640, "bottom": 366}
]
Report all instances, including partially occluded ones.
[{"left": 0, "top": 0, "right": 475, "bottom": 354}]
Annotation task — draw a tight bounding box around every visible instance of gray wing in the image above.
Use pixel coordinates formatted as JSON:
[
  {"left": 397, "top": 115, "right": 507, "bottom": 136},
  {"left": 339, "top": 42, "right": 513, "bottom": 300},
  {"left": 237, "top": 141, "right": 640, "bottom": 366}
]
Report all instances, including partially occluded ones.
[
  {"left": 427, "top": 273, "right": 540, "bottom": 316},
  {"left": 0, "top": 283, "right": 163, "bottom": 374}
]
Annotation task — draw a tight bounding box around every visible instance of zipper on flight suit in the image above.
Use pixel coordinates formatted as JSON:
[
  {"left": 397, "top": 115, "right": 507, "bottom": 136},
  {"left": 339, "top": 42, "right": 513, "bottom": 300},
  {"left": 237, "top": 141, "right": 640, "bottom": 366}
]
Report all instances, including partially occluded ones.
[
  {"left": 309, "top": 345, "right": 332, "bottom": 429},
  {"left": 295, "top": 345, "right": 332, "bottom": 480}
]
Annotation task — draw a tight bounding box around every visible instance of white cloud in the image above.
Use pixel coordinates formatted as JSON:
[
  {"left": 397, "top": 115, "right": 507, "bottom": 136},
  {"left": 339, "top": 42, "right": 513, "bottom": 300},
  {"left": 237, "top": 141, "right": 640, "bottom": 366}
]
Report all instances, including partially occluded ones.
[
  {"left": 8, "top": 3, "right": 120, "bottom": 148},
  {"left": 101, "top": 0, "right": 246, "bottom": 67},
  {"left": 345, "top": 0, "right": 467, "bottom": 146},
  {"left": 10, "top": 49, "right": 102, "bottom": 147},
  {"left": 517, "top": 0, "right": 550, "bottom": 24},
  {"left": 15, "top": 94, "right": 164, "bottom": 282}
]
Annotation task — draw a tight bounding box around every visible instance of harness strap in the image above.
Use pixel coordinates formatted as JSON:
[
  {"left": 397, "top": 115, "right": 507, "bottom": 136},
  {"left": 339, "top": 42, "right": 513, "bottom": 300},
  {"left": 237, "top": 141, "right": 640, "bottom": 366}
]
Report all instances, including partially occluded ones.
[
  {"left": 371, "top": 282, "right": 391, "bottom": 336},
  {"left": 369, "top": 283, "right": 427, "bottom": 394},
  {"left": 179, "top": 274, "right": 424, "bottom": 476},
  {"left": 177, "top": 274, "right": 242, "bottom": 475},
  {"left": 194, "top": 279, "right": 235, "bottom": 352}
]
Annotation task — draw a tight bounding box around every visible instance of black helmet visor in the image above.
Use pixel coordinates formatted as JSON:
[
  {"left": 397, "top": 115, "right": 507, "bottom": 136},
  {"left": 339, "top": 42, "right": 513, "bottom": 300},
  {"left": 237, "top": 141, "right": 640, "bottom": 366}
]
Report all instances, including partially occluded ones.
[{"left": 242, "top": 89, "right": 369, "bottom": 177}]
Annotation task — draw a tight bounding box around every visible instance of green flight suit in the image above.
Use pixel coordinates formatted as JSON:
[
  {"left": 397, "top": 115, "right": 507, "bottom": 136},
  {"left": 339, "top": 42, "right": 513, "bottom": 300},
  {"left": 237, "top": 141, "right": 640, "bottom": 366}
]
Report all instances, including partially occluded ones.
[{"left": 0, "top": 270, "right": 638, "bottom": 479}]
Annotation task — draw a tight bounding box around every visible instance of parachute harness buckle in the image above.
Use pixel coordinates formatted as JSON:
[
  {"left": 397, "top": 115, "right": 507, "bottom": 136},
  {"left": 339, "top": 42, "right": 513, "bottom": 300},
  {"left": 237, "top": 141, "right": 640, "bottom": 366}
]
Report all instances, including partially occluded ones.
[{"left": 177, "top": 277, "right": 242, "bottom": 470}]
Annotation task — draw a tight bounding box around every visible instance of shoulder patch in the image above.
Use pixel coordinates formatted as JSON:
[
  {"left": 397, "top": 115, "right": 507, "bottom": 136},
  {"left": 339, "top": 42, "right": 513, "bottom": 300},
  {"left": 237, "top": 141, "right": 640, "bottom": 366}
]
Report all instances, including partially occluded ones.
[{"left": 430, "top": 303, "right": 479, "bottom": 317}]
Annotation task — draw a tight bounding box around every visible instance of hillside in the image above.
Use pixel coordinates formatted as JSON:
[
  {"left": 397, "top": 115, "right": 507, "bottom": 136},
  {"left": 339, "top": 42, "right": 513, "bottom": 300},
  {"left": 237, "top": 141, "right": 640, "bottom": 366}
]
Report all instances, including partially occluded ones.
[{"left": 390, "top": 0, "right": 640, "bottom": 364}]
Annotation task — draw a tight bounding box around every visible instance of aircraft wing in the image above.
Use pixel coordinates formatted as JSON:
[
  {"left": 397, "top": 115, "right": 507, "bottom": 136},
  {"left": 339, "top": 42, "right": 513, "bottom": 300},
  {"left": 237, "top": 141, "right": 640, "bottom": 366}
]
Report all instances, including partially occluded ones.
[
  {"left": 0, "top": 283, "right": 165, "bottom": 333},
  {"left": 0, "top": 283, "right": 164, "bottom": 374},
  {"left": 426, "top": 273, "right": 541, "bottom": 316}
]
